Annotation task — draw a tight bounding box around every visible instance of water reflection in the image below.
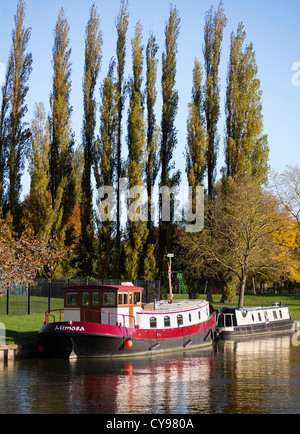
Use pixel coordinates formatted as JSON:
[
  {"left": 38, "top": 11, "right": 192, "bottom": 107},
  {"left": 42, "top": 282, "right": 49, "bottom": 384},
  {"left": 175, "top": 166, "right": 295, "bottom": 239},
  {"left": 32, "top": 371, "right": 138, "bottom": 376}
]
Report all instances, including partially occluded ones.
[
  {"left": 0, "top": 335, "right": 300, "bottom": 414},
  {"left": 214, "top": 335, "right": 300, "bottom": 414}
]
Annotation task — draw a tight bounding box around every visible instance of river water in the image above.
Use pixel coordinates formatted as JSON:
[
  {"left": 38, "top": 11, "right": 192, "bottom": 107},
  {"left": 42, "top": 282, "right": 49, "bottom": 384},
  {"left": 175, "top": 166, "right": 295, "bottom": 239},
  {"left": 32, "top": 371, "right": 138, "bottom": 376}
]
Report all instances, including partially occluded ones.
[{"left": 1, "top": 335, "right": 300, "bottom": 414}]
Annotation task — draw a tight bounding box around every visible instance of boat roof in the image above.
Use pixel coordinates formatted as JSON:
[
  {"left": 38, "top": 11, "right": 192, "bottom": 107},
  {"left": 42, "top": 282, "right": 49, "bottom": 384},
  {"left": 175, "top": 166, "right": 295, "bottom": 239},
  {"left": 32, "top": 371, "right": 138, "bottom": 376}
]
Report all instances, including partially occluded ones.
[
  {"left": 141, "top": 299, "right": 208, "bottom": 314},
  {"left": 63, "top": 284, "right": 144, "bottom": 292},
  {"left": 218, "top": 304, "right": 287, "bottom": 313}
]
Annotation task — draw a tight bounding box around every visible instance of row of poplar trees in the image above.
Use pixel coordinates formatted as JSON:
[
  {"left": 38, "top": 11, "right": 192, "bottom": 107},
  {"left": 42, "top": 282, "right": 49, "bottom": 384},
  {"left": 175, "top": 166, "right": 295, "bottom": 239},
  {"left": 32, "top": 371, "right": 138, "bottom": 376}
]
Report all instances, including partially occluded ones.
[{"left": 0, "top": 0, "right": 269, "bottom": 281}]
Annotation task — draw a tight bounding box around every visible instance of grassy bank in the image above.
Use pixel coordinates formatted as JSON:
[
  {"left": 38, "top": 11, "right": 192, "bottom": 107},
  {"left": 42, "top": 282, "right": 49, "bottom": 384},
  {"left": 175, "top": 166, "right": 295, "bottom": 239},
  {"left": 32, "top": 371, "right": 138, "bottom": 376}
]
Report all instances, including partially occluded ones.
[
  {"left": 0, "top": 295, "right": 63, "bottom": 316},
  {"left": 0, "top": 294, "right": 299, "bottom": 346},
  {"left": 0, "top": 313, "right": 46, "bottom": 345},
  {"left": 0, "top": 296, "right": 63, "bottom": 344}
]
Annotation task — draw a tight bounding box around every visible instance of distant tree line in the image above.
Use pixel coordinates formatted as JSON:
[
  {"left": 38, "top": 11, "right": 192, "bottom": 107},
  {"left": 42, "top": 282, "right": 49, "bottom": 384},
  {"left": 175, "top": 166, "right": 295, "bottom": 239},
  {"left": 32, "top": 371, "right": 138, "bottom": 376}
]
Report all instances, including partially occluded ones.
[{"left": 0, "top": 0, "right": 298, "bottom": 299}]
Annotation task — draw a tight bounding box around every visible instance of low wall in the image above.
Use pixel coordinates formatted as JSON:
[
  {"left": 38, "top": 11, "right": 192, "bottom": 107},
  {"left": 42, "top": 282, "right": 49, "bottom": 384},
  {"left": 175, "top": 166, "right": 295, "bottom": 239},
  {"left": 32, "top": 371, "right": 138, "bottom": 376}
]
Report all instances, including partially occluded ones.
[{"left": 0, "top": 345, "right": 19, "bottom": 362}]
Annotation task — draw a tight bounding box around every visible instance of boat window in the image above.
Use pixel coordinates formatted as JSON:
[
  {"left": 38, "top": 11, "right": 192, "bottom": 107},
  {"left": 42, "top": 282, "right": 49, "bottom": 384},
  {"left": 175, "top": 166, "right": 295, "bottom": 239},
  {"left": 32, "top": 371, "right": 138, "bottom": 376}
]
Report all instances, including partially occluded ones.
[
  {"left": 150, "top": 317, "right": 157, "bottom": 328},
  {"left": 189, "top": 313, "right": 192, "bottom": 322},
  {"left": 279, "top": 310, "right": 282, "bottom": 319},
  {"left": 198, "top": 311, "right": 201, "bottom": 320},
  {"left": 66, "top": 292, "right": 78, "bottom": 307},
  {"left": 82, "top": 292, "right": 89, "bottom": 306},
  {"left": 258, "top": 313, "right": 262, "bottom": 322},
  {"left": 129, "top": 292, "right": 133, "bottom": 305},
  {"left": 92, "top": 292, "right": 99, "bottom": 306},
  {"left": 134, "top": 292, "right": 141, "bottom": 305},
  {"left": 225, "top": 314, "right": 233, "bottom": 327},
  {"left": 177, "top": 314, "right": 183, "bottom": 326},
  {"left": 118, "top": 293, "right": 123, "bottom": 305},
  {"left": 103, "top": 292, "right": 115, "bottom": 306},
  {"left": 164, "top": 316, "right": 171, "bottom": 327},
  {"left": 273, "top": 311, "right": 278, "bottom": 320},
  {"left": 252, "top": 314, "right": 255, "bottom": 322},
  {"left": 123, "top": 293, "right": 128, "bottom": 305}
]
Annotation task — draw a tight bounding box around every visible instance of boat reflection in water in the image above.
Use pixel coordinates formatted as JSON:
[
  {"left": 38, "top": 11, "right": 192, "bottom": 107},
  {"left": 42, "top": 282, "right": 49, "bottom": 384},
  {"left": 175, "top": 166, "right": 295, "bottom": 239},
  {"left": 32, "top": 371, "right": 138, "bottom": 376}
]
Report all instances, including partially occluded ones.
[
  {"left": 65, "top": 348, "right": 217, "bottom": 414},
  {"left": 214, "top": 335, "right": 300, "bottom": 414}
]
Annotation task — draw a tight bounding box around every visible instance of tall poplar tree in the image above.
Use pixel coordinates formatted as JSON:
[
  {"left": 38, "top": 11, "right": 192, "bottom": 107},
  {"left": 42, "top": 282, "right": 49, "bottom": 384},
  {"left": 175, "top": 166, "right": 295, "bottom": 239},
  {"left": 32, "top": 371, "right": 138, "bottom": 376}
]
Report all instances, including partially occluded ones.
[
  {"left": 145, "top": 32, "right": 160, "bottom": 234},
  {"left": 97, "top": 61, "right": 117, "bottom": 188},
  {"left": 203, "top": 1, "right": 227, "bottom": 198},
  {"left": 124, "top": 22, "right": 148, "bottom": 279},
  {"left": 25, "top": 103, "right": 70, "bottom": 243},
  {"left": 160, "top": 5, "right": 181, "bottom": 265},
  {"left": 49, "top": 8, "right": 74, "bottom": 238},
  {"left": 7, "top": 0, "right": 32, "bottom": 229},
  {"left": 80, "top": 3, "right": 102, "bottom": 276},
  {"left": 186, "top": 58, "right": 208, "bottom": 193},
  {"left": 144, "top": 31, "right": 160, "bottom": 280},
  {"left": 224, "top": 23, "right": 269, "bottom": 183},
  {"left": 97, "top": 60, "right": 118, "bottom": 278},
  {"left": 0, "top": 64, "right": 11, "bottom": 210},
  {"left": 115, "top": 0, "right": 129, "bottom": 264},
  {"left": 26, "top": 102, "right": 51, "bottom": 237}
]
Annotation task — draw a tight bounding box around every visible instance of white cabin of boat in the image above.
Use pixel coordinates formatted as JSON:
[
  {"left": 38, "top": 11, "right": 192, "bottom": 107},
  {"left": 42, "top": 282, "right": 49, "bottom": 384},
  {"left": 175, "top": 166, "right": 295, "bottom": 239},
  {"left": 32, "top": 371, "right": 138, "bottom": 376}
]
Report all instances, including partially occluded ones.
[
  {"left": 136, "top": 299, "right": 212, "bottom": 330},
  {"left": 63, "top": 283, "right": 143, "bottom": 328},
  {"left": 62, "top": 283, "right": 212, "bottom": 331}
]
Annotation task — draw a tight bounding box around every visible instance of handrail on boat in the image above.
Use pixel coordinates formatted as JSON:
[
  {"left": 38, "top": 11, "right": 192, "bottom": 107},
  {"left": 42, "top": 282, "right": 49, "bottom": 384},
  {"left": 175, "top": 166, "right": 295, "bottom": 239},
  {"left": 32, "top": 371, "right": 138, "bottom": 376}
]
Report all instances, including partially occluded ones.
[{"left": 45, "top": 308, "right": 135, "bottom": 328}]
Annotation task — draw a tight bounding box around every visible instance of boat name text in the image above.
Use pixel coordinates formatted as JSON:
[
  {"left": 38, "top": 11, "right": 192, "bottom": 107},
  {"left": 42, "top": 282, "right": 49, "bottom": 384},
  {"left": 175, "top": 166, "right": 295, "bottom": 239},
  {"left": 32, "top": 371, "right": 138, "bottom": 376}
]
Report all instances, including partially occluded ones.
[{"left": 54, "top": 325, "right": 85, "bottom": 332}]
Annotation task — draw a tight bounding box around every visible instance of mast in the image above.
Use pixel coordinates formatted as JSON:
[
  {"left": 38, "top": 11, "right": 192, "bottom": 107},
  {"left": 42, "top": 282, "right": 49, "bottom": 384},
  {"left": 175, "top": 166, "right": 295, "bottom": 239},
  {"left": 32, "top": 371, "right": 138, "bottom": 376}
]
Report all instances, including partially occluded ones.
[{"left": 167, "top": 253, "right": 174, "bottom": 304}]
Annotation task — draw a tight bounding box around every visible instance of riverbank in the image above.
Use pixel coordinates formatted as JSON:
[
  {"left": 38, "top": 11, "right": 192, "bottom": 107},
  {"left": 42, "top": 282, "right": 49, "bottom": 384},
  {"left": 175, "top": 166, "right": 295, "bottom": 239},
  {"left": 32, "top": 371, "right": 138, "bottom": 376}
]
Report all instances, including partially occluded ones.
[{"left": 0, "top": 313, "right": 45, "bottom": 346}]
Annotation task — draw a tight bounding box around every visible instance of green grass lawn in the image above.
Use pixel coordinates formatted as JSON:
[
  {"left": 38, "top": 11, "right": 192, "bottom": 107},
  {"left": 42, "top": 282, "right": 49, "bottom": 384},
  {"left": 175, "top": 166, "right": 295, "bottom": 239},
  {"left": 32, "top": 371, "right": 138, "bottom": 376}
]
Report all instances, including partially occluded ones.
[
  {"left": 0, "top": 295, "right": 64, "bottom": 316},
  {"left": 0, "top": 296, "right": 64, "bottom": 345},
  {"left": 0, "top": 293, "right": 299, "bottom": 346},
  {"left": 0, "top": 313, "right": 46, "bottom": 345}
]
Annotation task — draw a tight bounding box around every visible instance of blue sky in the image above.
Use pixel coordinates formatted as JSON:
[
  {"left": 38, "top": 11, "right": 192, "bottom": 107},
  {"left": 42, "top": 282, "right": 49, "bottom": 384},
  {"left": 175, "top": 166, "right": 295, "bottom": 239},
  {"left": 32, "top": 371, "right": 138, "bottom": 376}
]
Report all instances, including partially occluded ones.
[{"left": 1, "top": 0, "right": 300, "bottom": 197}]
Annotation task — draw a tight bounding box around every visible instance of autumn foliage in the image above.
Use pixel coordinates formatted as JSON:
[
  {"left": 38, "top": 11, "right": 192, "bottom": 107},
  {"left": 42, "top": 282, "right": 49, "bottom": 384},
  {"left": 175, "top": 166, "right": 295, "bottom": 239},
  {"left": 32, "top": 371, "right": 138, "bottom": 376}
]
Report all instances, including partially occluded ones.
[{"left": 0, "top": 213, "right": 66, "bottom": 287}]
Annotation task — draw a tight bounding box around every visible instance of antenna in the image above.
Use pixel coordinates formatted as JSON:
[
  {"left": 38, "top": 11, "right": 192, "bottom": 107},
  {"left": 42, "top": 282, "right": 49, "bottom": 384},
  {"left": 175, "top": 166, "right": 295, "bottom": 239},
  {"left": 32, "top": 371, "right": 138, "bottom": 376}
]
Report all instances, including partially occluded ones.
[{"left": 166, "top": 254, "right": 174, "bottom": 304}]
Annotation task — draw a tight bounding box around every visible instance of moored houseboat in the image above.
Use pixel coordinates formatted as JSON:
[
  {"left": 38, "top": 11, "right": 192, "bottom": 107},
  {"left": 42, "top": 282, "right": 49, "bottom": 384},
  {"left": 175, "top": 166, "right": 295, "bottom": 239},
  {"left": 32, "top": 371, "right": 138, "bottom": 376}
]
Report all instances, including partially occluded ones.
[
  {"left": 216, "top": 304, "right": 294, "bottom": 340},
  {"left": 38, "top": 283, "right": 216, "bottom": 358}
]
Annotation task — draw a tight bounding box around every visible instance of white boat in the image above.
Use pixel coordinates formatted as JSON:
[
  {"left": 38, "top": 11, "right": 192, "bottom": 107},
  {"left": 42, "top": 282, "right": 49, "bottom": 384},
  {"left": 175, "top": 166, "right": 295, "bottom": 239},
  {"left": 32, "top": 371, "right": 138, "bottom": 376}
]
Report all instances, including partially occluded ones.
[{"left": 216, "top": 303, "right": 295, "bottom": 340}]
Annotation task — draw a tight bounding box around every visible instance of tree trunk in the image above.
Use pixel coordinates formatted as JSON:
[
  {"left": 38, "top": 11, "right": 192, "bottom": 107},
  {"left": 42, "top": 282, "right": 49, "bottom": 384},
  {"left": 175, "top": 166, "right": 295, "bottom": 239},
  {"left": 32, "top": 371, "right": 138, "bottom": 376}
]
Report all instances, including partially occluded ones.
[
  {"left": 206, "top": 286, "right": 213, "bottom": 303},
  {"left": 238, "top": 274, "right": 247, "bottom": 308}
]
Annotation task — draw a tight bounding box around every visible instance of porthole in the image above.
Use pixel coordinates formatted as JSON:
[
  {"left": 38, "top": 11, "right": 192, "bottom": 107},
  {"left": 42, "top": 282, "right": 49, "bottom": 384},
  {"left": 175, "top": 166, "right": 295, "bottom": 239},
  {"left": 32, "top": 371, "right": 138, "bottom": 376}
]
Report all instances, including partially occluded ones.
[
  {"left": 164, "top": 316, "right": 171, "bottom": 327},
  {"left": 150, "top": 317, "right": 157, "bottom": 328},
  {"left": 177, "top": 314, "right": 183, "bottom": 326}
]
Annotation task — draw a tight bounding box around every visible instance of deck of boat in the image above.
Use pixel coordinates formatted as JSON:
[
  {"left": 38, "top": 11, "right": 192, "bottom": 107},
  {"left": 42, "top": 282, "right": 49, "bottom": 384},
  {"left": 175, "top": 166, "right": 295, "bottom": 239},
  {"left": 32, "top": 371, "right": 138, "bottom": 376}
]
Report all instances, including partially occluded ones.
[{"left": 143, "top": 299, "right": 207, "bottom": 313}]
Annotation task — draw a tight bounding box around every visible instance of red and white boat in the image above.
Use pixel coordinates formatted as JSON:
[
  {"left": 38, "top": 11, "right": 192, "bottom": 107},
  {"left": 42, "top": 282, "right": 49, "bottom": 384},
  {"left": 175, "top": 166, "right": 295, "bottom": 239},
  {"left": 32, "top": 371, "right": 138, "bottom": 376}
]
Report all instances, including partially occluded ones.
[{"left": 38, "top": 283, "right": 216, "bottom": 359}]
